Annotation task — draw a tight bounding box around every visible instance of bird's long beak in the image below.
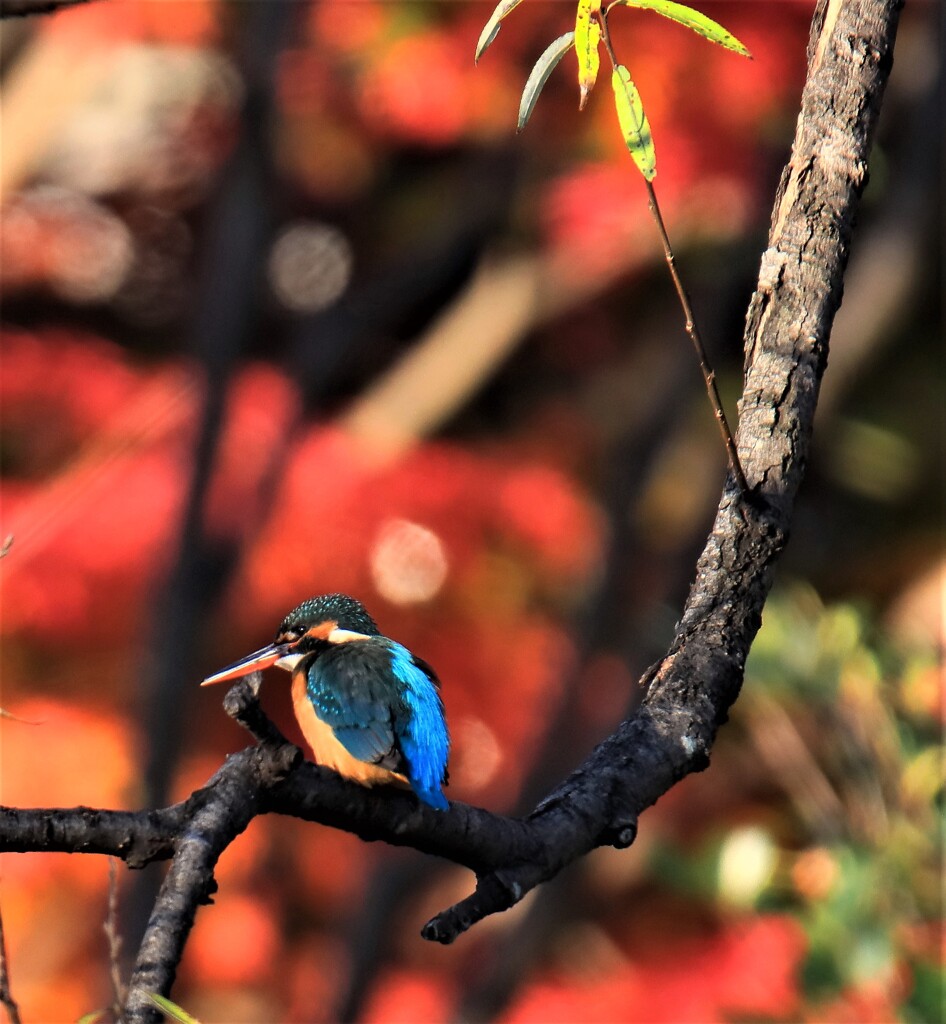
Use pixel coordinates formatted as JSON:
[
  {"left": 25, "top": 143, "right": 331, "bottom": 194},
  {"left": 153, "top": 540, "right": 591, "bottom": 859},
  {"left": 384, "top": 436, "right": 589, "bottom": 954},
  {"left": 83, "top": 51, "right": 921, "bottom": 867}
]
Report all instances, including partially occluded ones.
[{"left": 200, "top": 642, "right": 294, "bottom": 687}]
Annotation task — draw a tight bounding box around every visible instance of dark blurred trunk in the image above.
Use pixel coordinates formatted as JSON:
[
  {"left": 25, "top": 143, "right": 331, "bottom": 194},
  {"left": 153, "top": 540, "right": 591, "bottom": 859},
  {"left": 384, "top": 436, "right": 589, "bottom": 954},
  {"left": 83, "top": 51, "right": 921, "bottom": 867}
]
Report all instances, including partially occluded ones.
[{"left": 122, "top": 0, "right": 291, "bottom": 969}]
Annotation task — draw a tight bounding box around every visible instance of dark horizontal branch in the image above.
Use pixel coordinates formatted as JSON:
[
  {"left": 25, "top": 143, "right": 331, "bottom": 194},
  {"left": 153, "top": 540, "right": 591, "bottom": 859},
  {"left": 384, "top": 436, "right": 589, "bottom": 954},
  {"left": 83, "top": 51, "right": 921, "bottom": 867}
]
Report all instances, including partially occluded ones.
[
  {"left": 0, "top": 689, "right": 536, "bottom": 873},
  {"left": 0, "top": 806, "right": 180, "bottom": 867}
]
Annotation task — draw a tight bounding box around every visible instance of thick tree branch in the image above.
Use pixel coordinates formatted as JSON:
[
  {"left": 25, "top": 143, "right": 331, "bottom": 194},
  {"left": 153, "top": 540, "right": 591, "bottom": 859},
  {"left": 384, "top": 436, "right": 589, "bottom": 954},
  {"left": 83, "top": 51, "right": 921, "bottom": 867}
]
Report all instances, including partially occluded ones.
[
  {"left": 124, "top": 743, "right": 296, "bottom": 1020},
  {"left": 0, "top": 806, "right": 181, "bottom": 867},
  {"left": 425, "top": 0, "right": 904, "bottom": 940},
  {"left": 0, "top": 0, "right": 902, "bottom": 1015}
]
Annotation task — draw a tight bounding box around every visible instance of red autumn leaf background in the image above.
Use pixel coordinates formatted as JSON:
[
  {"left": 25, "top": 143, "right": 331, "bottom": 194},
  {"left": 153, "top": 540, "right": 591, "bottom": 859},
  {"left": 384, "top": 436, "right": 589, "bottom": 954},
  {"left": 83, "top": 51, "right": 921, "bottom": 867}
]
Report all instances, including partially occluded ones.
[{"left": 0, "top": 1, "right": 940, "bottom": 1022}]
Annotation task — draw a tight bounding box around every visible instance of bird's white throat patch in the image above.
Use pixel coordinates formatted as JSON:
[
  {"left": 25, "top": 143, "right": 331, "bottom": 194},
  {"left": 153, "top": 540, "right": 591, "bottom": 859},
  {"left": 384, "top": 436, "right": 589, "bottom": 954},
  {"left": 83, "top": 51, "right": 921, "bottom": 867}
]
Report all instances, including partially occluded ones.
[{"left": 274, "top": 653, "right": 305, "bottom": 672}]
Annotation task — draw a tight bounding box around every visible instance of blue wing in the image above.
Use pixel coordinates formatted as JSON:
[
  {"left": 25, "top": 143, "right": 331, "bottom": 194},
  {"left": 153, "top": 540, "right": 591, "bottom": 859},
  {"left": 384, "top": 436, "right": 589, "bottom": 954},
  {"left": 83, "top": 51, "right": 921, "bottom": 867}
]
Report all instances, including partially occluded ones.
[
  {"left": 386, "top": 643, "right": 450, "bottom": 810},
  {"left": 306, "top": 638, "right": 450, "bottom": 809}
]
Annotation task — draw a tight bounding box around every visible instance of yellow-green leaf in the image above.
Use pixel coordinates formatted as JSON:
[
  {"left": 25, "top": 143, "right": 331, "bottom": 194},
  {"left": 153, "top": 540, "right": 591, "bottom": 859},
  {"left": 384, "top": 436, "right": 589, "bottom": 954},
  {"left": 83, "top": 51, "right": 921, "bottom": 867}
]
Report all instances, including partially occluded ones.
[
  {"left": 77, "top": 1011, "right": 109, "bottom": 1024},
  {"left": 518, "top": 32, "right": 576, "bottom": 133},
  {"left": 575, "top": 0, "right": 602, "bottom": 110},
  {"left": 146, "top": 993, "right": 202, "bottom": 1024},
  {"left": 611, "top": 65, "right": 656, "bottom": 180},
  {"left": 608, "top": 0, "right": 751, "bottom": 57},
  {"left": 475, "top": 0, "right": 527, "bottom": 63}
]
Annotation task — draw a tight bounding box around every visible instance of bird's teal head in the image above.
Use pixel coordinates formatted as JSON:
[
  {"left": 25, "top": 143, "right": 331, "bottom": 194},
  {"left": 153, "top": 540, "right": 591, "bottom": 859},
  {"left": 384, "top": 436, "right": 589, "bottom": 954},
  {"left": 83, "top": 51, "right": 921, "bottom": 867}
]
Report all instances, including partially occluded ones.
[
  {"left": 201, "top": 593, "right": 380, "bottom": 686},
  {"left": 277, "top": 593, "right": 380, "bottom": 649}
]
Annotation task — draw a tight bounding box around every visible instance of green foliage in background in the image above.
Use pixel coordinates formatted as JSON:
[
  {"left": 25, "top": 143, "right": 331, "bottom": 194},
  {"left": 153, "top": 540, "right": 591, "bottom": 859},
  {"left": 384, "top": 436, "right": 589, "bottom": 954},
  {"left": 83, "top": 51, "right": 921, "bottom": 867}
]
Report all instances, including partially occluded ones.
[{"left": 653, "top": 587, "right": 943, "bottom": 1019}]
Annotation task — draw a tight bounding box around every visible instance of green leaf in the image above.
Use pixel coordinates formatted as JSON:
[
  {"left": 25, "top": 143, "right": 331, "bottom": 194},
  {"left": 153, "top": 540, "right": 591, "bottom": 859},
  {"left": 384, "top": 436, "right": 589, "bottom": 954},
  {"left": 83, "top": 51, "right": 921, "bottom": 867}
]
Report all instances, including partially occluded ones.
[
  {"left": 608, "top": 0, "right": 751, "bottom": 57},
  {"left": 611, "top": 65, "right": 656, "bottom": 180},
  {"left": 517, "top": 32, "right": 576, "bottom": 133},
  {"left": 146, "top": 993, "right": 202, "bottom": 1024},
  {"left": 77, "top": 1012, "right": 109, "bottom": 1024},
  {"left": 575, "top": 0, "right": 602, "bottom": 110},
  {"left": 475, "top": 0, "right": 526, "bottom": 63}
]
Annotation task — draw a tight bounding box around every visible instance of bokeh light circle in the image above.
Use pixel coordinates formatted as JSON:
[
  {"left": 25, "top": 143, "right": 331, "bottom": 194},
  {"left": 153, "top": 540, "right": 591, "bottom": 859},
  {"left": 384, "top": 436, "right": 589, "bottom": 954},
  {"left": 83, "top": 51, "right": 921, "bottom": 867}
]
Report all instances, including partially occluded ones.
[
  {"left": 267, "top": 221, "right": 353, "bottom": 313},
  {"left": 370, "top": 518, "right": 449, "bottom": 606}
]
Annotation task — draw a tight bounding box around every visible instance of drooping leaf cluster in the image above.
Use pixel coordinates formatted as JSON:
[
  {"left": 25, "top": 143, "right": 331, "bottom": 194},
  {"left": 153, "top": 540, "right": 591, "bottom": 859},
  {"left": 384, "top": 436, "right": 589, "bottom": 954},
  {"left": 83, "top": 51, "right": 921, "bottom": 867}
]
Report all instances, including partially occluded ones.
[{"left": 478, "top": 0, "right": 751, "bottom": 180}]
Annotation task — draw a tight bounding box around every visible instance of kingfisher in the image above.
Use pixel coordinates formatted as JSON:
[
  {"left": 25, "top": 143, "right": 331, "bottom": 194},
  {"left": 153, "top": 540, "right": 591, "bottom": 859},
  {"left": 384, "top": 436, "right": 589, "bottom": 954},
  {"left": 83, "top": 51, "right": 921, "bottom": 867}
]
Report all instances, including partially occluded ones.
[{"left": 201, "top": 593, "right": 450, "bottom": 810}]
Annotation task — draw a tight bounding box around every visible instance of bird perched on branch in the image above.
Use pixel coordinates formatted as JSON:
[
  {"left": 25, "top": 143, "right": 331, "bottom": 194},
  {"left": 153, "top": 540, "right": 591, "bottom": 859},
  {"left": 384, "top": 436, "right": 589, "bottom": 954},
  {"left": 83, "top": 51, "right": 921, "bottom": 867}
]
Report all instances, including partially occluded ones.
[{"left": 201, "top": 593, "right": 450, "bottom": 810}]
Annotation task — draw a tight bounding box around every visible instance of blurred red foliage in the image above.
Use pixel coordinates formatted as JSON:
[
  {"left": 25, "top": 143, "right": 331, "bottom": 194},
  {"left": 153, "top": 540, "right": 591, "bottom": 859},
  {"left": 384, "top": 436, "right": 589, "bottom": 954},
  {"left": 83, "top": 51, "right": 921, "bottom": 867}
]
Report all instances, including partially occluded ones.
[
  {"left": 357, "top": 28, "right": 514, "bottom": 146},
  {"left": 361, "top": 970, "right": 453, "bottom": 1024},
  {"left": 0, "top": 329, "right": 193, "bottom": 645},
  {"left": 187, "top": 893, "right": 280, "bottom": 986},
  {"left": 42, "top": 0, "right": 219, "bottom": 48},
  {"left": 804, "top": 984, "right": 905, "bottom": 1024},
  {"left": 308, "top": 0, "right": 390, "bottom": 57},
  {"left": 0, "top": 0, "right": 851, "bottom": 1019},
  {"left": 1, "top": 699, "right": 137, "bottom": 1020},
  {"left": 503, "top": 915, "right": 805, "bottom": 1023}
]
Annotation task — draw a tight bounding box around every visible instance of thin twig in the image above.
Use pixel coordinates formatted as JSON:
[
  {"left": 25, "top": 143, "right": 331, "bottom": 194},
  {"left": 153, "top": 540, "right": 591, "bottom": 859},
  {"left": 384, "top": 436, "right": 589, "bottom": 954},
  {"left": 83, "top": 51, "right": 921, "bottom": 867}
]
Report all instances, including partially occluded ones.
[
  {"left": 642, "top": 177, "right": 749, "bottom": 493},
  {"left": 106, "top": 860, "right": 127, "bottom": 1021},
  {"left": 597, "top": 4, "right": 620, "bottom": 67},
  {"left": 0, "top": 905, "right": 22, "bottom": 1024},
  {"left": 596, "top": 6, "right": 749, "bottom": 495}
]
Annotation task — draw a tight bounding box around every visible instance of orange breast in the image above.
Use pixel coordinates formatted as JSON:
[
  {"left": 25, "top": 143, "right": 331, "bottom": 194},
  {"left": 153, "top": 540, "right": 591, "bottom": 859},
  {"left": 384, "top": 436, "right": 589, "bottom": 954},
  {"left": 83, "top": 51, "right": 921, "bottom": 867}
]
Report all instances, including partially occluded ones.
[{"left": 291, "top": 670, "right": 407, "bottom": 789}]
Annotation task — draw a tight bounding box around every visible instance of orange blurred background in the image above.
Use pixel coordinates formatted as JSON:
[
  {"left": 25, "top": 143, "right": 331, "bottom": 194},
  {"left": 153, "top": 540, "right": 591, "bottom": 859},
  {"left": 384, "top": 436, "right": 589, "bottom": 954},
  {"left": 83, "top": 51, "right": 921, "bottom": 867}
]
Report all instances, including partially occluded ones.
[{"left": 0, "top": 1, "right": 941, "bottom": 1021}]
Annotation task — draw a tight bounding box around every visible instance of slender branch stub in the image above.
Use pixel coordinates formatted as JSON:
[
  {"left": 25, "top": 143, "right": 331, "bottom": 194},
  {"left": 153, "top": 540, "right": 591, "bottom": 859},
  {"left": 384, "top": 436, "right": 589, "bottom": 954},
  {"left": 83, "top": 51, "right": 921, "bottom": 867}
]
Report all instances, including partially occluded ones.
[
  {"left": 595, "top": 2, "right": 748, "bottom": 494},
  {"left": 596, "top": 5, "right": 619, "bottom": 68},
  {"left": 643, "top": 180, "right": 749, "bottom": 494}
]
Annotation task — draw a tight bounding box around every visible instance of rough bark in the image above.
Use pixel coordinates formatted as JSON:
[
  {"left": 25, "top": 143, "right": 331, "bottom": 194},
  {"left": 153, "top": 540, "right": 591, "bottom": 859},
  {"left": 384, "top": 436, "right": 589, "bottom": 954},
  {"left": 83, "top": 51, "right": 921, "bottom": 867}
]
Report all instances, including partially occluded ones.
[{"left": 0, "top": 0, "right": 902, "bottom": 1017}]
